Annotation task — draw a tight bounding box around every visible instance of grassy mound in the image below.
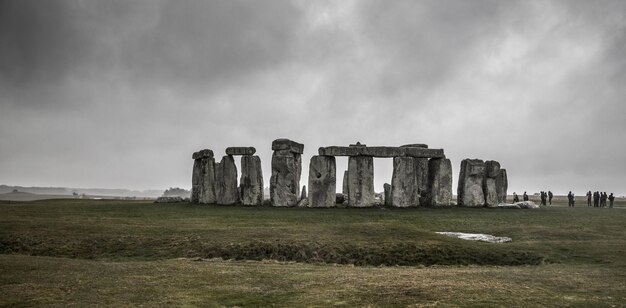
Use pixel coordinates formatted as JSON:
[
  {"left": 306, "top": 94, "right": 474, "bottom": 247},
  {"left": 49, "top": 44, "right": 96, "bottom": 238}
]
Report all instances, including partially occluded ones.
[{"left": 0, "top": 235, "right": 543, "bottom": 266}]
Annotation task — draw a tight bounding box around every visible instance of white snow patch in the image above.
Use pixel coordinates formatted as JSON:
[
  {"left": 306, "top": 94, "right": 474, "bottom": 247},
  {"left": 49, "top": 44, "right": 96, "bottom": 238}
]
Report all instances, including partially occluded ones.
[{"left": 436, "top": 232, "right": 512, "bottom": 243}]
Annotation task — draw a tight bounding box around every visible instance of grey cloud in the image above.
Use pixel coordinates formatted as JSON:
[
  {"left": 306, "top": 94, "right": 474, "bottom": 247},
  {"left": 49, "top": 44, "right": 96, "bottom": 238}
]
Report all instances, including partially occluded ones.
[
  {"left": 0, "top": 0, "right": 305, "bottom": 106},
  {"left": 0, "top": 1, "right": 625, "bottom": 196},
  {"left": 118, "top": 0, "right": 304, "bottom": 91},
  {"left": 0, "top": 0, "right": 94, "bottom": 86},
  {"left": 354, "top": 0, "right": 517, "bottom": 96}
]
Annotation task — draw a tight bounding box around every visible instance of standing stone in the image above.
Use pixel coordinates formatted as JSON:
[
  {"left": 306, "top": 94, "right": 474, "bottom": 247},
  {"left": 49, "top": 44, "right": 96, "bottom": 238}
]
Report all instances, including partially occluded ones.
[
  {"left": 216, "top": 155, "right": 239, "bottom": 205},
  {"left": 390, "top": 157, "right": 419, "bottom": 207},
  {"left": 347, "top": 156, "right": 375, "bottom": 207},
  {"left": 301, "top": 185, "right": 307, "bottom": 201},
  {"left": 485, "top": 160, "right": 501, "bottom": 178},
  {"left": 342, "top": 170, "right": 349, "bottom": 196},
  {"left": 496, "top": 168, "right": 508, "bottom": 203},
  {"left": 483, "top": 178, "right": 497, "bottom": 207},
  {"left": 416, "top": 158, "right": 429, "bottom": 204},
  {"left": 191, "top": 149, "right": 216, "bottom": 204},
  {"left": 270, "top": 139, "right": 303, "bottom": 207},
  {"left": 191, "top": 159, "right": 202, "bottom": 203},
  {"left": 240, "top": 155, "right": 263, "bottom": 206},
  {"left": 426, "top": 158, "right": 452, "bottom": 206},
  {"left": 383, "top": 183, "right": 391, "bottom": 206},
  {"left": 295, "top": 154, "right": 302, "bottom": 198},
  {"left": 308, "top": 155, "right": 336, "bottom": 208},
  {"left": 483, "top": 160, "right": 500, "bottom": 207},
  {"left": 457, "top": 159, "right": 486, "bottom": 207}
]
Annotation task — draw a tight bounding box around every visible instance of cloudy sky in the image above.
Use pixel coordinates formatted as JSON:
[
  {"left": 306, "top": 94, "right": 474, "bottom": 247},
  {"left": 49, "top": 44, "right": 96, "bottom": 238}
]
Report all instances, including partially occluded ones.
[{"left": 1, "top": 0, "right": 625, "bottom": 196}]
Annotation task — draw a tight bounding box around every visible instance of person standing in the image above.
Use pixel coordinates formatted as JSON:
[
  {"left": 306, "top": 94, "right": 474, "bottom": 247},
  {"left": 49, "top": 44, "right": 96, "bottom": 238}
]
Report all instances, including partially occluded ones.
[
  {"left": 567, "top": 191, "right": 575, "bottom": 207},
  {"left": 587, "top": 191, "right": 592, "bottom": 207},
  {"left": 601, "top": 192, "right": 608, "bottom": 208},
  {"left": 548, "top": 191, "right": 553, "bottom": 205},
  {"left": 540, "top": 191, "right": 546, "bottom": 206},
  {"left": 593, "top": 191, "right": 600, "bottom": 207},
  {"left": 513, "top": 192, "right": 519, "bottom": 203},
  {"left": 523, "top": 191, "right": 529, "bottom": 202},
  {"left": 608, "top": 193, "right": 615, "bottom": 208}
]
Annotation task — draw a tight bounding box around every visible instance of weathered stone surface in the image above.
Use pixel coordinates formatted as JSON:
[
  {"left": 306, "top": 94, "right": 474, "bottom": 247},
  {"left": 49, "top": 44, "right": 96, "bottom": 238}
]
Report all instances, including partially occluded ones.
[
  {"left": 318, "top": 146, "right": 444, "bottom": 158},
  {"left": 226, "top": 147, "right": 256, "bottom": 156},
  {"left": 483, "top": 178, "right": 498, "bottom": 207},
  {"left": 300, "top": 185, "right": 307, "bottom": 201},
  {"left": 342, "top": 170, "right": 349, "bottom": 195},
  {"left": 308, "top": 155, "right": 336, "bottom": 208},
  {"left": 191, "top": 154, "right": 217, "bottom": 204},
  {"left": 403, "top": 147, "right": 444, "bottom": 158},
  {"left": 383, "top": 183, "right": 391, "bottom": 206},
  {"left": 347, "top": 156, "right": 375, "bottom": 207},
  {"left": 457, "top": 159, "right": 486, "bottom": 207},
  {"left": 216, "top": 156, "right": 239, "bottom": 205},
  {"left": 485, "top": 160, "right": 501, "bottom": 178},
  {"left": 192, "top": 149, "right": 214, "bottom": 160},
  {"left": 390, "top": 157, "right": 419, "bottom": 207},
  {"left": 272, "top": 139, "right": 304, "bottom": 154},
  {"left": 495, "top": 169, "right": 508, "bottom": 203},
  {"left": 239, "top": 155, "right": 263, "bottom": 206},
  {"left": 199, "top": 157, "right": 217, "bottom": 204},
  {"left": 295, "top": 154, "right": 302, "bottom": 198},
  {"left": 426, "top": 158, "right": 452, "bottom": 206},
  {"left": 191, "top": 159, "right": 202, "bottom": 203},
  {"left": 416, "top": 158, "right": 429, "bottom": 204},
  {"left": 270, "top": 149, "right": 301, "bottom": 207}
]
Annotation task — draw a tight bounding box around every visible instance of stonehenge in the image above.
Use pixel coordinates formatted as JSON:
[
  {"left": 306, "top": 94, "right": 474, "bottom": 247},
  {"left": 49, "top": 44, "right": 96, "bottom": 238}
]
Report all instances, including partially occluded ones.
[
  {"left": 426, "top": 158, "right": 453, "bottom": 206},
  {"left": 191, "top": 149, "right": 217, "bottom": 204},
  {"left": 457, "top": 159, "right": 486, "bottom": 207},
  {"left": 314, "top": 142, "right": 448, "bottom": 208},
  {"left": 457, "top": 159, "right": 508, "bottom": 207},
  {"left": 240, "top": 155, "right": 263, "bottom": 205},
  {"left": 191, "top": 139, "right": 509, "bottom": 209},
  {"left": 216, "top": 155, "right": 239, "bottom": 205},
  {"left": 191, "top": 147, "right": 263, "bottom": 206},
  {"left": 496, "top": 169, "right": 508, "bottom": 203},
  {"left": 347, "top": 155, "right": 375, "bottom": 207},
  {"left": 390, "top": 157, "right": 419, "bottom": 207},
  {"left": 308, "top": 155, "right": 336, "bottom": 207},
  {"left": 270, "top": 139, "right": 304, "bottom": 207}
]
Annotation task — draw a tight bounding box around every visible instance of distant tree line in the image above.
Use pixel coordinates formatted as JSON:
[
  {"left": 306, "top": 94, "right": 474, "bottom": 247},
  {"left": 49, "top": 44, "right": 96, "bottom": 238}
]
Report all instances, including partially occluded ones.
[{"left": 163, "top": 187, "right": 190, "bottom": 197}]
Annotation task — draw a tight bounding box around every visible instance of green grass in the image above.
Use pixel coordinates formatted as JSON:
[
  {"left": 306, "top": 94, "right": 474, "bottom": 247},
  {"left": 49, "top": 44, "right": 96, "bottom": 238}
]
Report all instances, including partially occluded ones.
[{"left": 1, "top": 199, "right": 625, "bottom": 306}]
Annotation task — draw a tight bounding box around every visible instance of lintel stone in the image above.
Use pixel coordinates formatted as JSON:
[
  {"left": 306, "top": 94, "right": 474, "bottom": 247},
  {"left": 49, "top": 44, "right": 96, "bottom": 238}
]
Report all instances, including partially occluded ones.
[
  {"left": 225, "top": 147, "right": 256, "bottom": 156},
  {"left": 192, "top": 149, "right": 214, "bottom": 160},
  {"left": 318, "top": 146, "right": 444, "bottom": 158},
  {"left": 272, "top": 139, "right": 304, "bottom": 154}
]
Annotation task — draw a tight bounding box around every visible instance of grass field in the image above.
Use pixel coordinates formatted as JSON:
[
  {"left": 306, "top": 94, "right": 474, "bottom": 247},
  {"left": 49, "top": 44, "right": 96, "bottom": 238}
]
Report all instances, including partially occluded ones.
[{"left": 1, "top": 199, "right": 625, "bottom": 306}]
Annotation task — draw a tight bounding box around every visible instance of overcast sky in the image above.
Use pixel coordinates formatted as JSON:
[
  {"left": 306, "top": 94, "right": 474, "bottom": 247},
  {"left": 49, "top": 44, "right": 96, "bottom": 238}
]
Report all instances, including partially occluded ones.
[{"left": 1, "top": 0, "right": 625, "bottom": 196}]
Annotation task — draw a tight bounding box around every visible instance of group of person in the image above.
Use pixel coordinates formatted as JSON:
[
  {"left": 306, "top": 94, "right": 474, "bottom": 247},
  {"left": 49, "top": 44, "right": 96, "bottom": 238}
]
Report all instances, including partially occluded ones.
[
  {"left": 568, "top": 191, "right": 615, "bottom": 208},
  {"left": 510, "top": 191, "right": 616, "bottom": 208},
  {"left": 512, "top": 191, "right": 528, "bottom": 203},
  {"left": 512, "top": 191, "right": 555, "bottom": 205},
  {"left": 539, "top": 191, "right": 553, "bottom": 205},
  {"left": 586, "top": 191, "right": 615, "bottom": 208}
]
